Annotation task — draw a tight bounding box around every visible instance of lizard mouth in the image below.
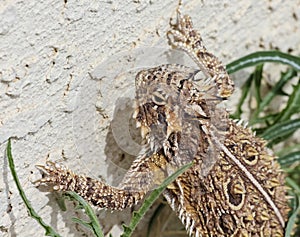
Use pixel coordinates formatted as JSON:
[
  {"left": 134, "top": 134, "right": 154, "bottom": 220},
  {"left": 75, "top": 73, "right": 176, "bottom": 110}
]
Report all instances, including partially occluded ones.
[
  {"left": 139, "top": 125, "right": 150, "bottom": 139},
  {"left": 132, "top": 104, "right": 150, "bottom": 140}
]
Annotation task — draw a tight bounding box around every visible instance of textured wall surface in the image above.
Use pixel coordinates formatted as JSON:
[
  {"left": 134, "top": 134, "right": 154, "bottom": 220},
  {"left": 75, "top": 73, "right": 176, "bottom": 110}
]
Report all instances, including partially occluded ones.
[{"left": 0, "top": 0, "right": 299, "bottom": 236}]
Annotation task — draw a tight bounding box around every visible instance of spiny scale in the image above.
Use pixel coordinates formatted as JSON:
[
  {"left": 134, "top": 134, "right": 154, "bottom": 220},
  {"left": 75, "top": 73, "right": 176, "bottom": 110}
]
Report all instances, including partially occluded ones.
[{"left": 36, "top": 2, "right": 289, "bottom": 236}]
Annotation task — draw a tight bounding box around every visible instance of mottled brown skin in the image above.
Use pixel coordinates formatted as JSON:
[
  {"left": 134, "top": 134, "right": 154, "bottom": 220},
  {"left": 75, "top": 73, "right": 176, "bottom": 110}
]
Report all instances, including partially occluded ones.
[
  {"left": 163, "top": 119, "right": 289, "bottom": 236},
  {"left": 36, "top": 2, "right": 289, "bottom": 236}
]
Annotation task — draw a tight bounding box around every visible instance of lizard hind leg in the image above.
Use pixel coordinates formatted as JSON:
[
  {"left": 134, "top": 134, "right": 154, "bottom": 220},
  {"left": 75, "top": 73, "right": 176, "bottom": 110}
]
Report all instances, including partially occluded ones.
[{"left": 167, "top": 1, "right": 234, "bottom": 99}]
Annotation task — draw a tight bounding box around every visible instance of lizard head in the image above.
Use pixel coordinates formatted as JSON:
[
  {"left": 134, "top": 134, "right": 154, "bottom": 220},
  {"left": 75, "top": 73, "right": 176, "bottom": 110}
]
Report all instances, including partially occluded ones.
[{"left": 133, "top": 64, "right": 213, "bottom": 161}]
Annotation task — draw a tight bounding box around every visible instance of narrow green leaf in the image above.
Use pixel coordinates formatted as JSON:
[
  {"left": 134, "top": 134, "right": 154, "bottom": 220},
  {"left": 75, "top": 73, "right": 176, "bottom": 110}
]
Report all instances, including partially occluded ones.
[
  {"left": 63, "top": 191, "right": 104, "bottom": 237},
  {"left": 287, "top": 177, "right": 300, "bottom": 195},
  {"left": 253, "top": 64, "right": 264, "bottom": 107},
  {"left": 251, "top": 69, "right": 297, "bottom": 124},
  {"left": 121, "top": 162, "right": 193, "bottom": 237},
  {"left": 278, "top": 151, "right": 300, "bottom": 166},
  {"left": 6, "top": 139, "right": 62, "bottom": 237},
  {"left": 285, "top": 178, "right": 300, "bottom": 237},
  {"left": 276, "top": 80, "right": 300, "bottom": 123},
  {"left": 226, "top": 51, "right": 300, "bottom": 74},
  {"left": 285, "top": 196, "right": 300, "bottom": 237},
  {"left": 71, "top": 217, "right": 93, "bottom": 230},
  {"left": 261, "top": 118, "right": 300, "bottom": 144},
  {"left": 277, "top": 144, "right": 300, "bottom": 158},
  {"left": 251, "top": 112, "right": 280, "bottom": 131},
  {"left": 231, "top": 74, "right": 253, "bottom": 119}
]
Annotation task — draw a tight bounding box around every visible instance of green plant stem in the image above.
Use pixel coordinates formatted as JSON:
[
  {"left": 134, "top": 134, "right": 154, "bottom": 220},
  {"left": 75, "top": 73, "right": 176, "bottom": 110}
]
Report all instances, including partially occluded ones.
[
  {"left": 63, "top": 191, "right": 104, "bottom": 237},
  {"left": 6, "top": 139, "right": 62, "bottom": 237}
]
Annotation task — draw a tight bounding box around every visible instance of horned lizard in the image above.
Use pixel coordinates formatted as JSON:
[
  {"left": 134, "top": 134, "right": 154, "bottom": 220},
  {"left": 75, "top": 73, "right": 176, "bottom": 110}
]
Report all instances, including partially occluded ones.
[{"left": 36, "top": 1, "right": 290, "bottom": 236}]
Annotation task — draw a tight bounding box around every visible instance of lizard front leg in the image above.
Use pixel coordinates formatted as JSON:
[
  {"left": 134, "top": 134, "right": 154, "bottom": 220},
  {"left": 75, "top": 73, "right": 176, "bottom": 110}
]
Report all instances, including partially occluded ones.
[
  {"left": 36, "top": 161, "right": 144, "bottom": 210},
  {"left": 167, "top": 1, "right": 234, "bottom": 99},
  {"left": 36, "top": 152, "right": 169, "bottom": 210}
]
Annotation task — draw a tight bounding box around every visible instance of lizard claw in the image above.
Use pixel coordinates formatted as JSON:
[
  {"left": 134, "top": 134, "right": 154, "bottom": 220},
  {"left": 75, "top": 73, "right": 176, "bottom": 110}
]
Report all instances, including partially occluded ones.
[{"left": 35, "top": 161, "right": 72, "bottom": 191}]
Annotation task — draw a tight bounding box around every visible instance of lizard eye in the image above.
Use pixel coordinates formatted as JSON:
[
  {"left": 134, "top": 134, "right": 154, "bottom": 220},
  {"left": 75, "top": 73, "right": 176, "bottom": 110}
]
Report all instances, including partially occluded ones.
[{"left": 152, "top": 91, "right": 167, "bottom": 105}]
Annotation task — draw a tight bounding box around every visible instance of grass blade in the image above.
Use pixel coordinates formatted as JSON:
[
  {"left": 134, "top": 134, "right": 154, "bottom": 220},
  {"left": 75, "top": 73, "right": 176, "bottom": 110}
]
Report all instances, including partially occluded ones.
[
  {"left": 253, "top": 64, "right": 264, "bottom": 108},
  {"left": 278, "top": 151, "right": 300, "bottom": 167},
  {"left": 261, "top": 118, "right": 300, "bottom": 145},
  {"left": 121, "top": 162, "right": 193, "bottom": 237},
  {"left": 226, "top": 51, "right": 300, "bottom": 74},
  {"left": 276, "top": 80, "right": 300, "bottom": 123},
  {"left": 231, "top": 74, "right": 253, "bottom": 119},
  {"left": 6, "top": 139, "right": 62, "bottom": 237},
  {"left": 250, "top": 69, "right": 297, "bottom": 124},
  {"left": 285, "top": 178, "right": 300, "bottom": 237}
]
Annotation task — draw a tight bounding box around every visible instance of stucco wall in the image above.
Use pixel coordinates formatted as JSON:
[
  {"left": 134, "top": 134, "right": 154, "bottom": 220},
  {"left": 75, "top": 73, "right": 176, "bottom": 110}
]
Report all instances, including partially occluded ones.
[{"left": 0, "top": 0, "right": 299, "bottom": 236}]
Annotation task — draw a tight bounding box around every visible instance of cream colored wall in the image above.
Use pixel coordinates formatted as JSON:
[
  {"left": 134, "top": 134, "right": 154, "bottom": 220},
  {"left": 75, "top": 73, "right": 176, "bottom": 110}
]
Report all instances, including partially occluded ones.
[{"left": 0, "top": 0, "right": 299, "bottom": 236}]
